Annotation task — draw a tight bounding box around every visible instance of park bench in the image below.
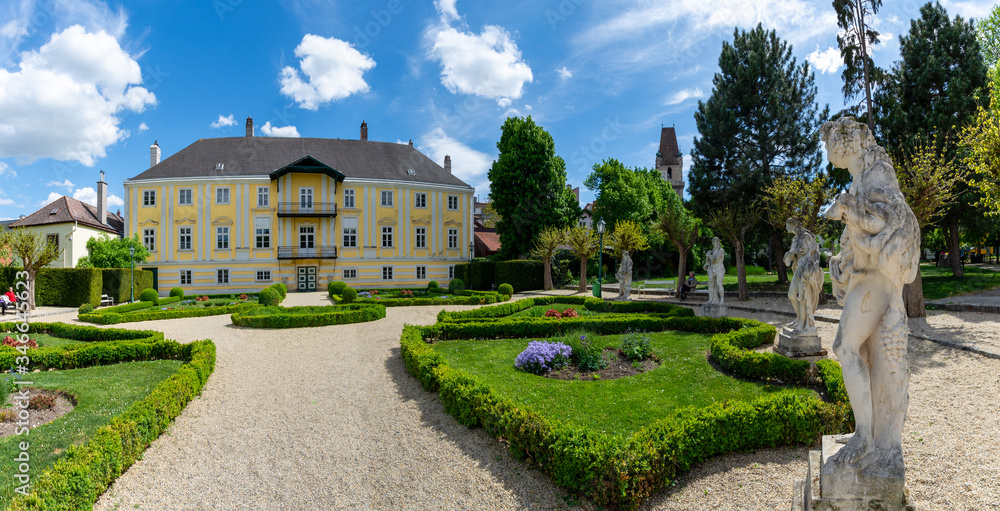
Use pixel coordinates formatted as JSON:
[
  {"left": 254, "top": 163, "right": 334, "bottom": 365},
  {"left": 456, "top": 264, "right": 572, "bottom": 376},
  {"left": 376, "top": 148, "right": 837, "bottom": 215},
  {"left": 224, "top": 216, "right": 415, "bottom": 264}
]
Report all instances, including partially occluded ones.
[
  {"left": 100, "top": 294, "right": 114, "bottom": 307},
  {"left": 636, "top": 279, "right": 707, "bottom": 299}
]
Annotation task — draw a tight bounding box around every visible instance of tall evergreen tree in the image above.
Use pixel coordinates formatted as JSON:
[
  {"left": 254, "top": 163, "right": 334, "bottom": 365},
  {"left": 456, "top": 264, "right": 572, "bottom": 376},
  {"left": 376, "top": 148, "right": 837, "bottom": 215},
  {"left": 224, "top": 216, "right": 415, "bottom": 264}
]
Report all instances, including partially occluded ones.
[
  {"left": 833, "top": 0, "right": 885, "bottom": 130},
  {"left": 488, "top": 116, "right": 580, "bottom": 259},
  {"left": 689, "top": 24, "right": 827, "bottom": 282}
]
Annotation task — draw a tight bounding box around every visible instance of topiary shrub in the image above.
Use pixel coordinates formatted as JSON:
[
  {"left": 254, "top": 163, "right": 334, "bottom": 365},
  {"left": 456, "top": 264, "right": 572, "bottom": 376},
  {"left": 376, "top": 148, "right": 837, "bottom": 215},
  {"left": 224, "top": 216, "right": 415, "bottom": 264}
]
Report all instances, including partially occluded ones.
[
  {"left": 258, "top": 288, "right": 280, "bottom": 306},
  {"left": 428, "top": 281, "right": 439, "bottom": 290},
  {"left": 270, "top": 283, "right": 287, "bottom": 300},
  {"left": 341, "top": 286, "right": 358, "bottom": 304},
  {"left": 138, "top": 288, "right": 159, "bottom": 305},
  {"left": 169, "top": 287, "right": 184, "bottom": 298},
  {"left": 448, "top": 278, "right": 466, "bottom": 294},
  {"left": 328, "top": 281, "right": 347, "bottom": 297},
  {"left": 498, "top": 283, "right": 513, "bottom": 297}
]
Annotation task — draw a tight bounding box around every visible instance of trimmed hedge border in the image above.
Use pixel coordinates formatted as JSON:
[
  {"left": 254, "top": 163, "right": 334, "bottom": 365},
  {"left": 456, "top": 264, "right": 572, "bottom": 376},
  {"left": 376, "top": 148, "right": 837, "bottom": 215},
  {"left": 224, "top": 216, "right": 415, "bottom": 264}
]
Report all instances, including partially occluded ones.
[
  {"left": 402, "top": 320, "right": 853, "bottom": 510},
  {"left": 231, "top": 304, "right": 387, "bottom": 328},
  {"left": 7, "top": 339, "right": 216, "bottom": 510},
  {"left": 0, "top": 322, "right": 174, "bottom": 370},
  {"left": 80, "top": 301, "right": 250, "bottom": 325},
  {"left": 337, "top": 289, "right": 508, "bottom": 307}
]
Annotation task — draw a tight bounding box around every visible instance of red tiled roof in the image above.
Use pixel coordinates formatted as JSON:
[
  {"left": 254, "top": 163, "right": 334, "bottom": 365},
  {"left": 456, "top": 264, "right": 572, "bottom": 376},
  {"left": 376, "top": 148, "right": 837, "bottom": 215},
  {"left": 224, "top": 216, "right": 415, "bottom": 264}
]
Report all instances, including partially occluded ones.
[
  {"left": 11, "top": 196, "right": 123, "bottom": 235},
  {"left": 474, "top": 230, "right": 501, "bottom": 255}
]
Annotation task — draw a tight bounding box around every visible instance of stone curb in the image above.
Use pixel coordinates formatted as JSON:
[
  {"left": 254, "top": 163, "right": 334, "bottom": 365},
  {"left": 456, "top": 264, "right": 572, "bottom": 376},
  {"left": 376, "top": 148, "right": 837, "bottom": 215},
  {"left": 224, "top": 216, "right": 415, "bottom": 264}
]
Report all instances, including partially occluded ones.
[{"left": 926, "top": 302, "right": 1000, "bottom": 314}]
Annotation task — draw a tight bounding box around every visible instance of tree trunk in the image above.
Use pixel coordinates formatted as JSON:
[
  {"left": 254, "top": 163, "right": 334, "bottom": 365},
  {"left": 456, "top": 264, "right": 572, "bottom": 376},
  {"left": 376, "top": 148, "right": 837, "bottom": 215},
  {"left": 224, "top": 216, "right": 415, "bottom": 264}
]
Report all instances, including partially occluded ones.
[
  {"left": 27, "top": 271, "right": 36, "bottom": 311},
  {"left": 578, "top": 256, "right": 588, "bottom": 293},
  {"left": 947, "top": 221, "right": 963, "bottom": 278},
  {"left": 903, "top": 271, "right": 926, "bottom": 318},
  {"left": 773, "top": 231, "right": 789, "bottom": 284},
  {"left": 736, "top": 242, "right": 749, "bottom": 301},
  {"left": 543, "top": 257, "right": 553, "bottom": 291},
  {"left": 675, "top": 250, "right": 688, "bottom": 294}
]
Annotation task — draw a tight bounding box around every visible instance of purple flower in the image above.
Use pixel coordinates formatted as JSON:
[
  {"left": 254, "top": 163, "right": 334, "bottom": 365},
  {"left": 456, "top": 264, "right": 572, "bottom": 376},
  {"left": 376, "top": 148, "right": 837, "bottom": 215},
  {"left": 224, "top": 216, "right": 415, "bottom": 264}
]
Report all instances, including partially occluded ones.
[{"left": 515, "top": 341, "right": 572, "bottom": 375}]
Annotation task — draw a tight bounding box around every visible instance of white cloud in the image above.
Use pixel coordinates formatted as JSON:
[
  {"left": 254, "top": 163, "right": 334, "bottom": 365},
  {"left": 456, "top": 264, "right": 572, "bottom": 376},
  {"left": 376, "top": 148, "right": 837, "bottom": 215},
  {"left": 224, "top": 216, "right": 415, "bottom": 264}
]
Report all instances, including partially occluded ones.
[
  {"left": 420, "top": 127, "right": 493, "bottom": 194},
  {"left": 138, "top": 122, "right": 148, "bottom": 132},
  {"left": 429, "top": 25, "right": 534, "bottom": 102},
  {"left": 665, "top": 87, "right": 704, "bottom": 105},
  {"left": 0, "top": 198, "right": 14, "bottom": 206},
  {"left": 556, "top": 66, "right": 572, "bottom": 80},
  {"left": 40, "top": 192, "right": 62, "bottom": 207},
  {"left": 0, "top": 162, "right": 15, "bottom": 178},
  {"left": 47, "top": 179, "right": 74, "bottom": 191},
  {"left": 807, "top": 45, "right": 843, "bottom": 74},
  {"left": 434, "top": 0, "right": 460, "bottom": 22},
  {"left": 0, "top": 25, "right": 156, "bottom": 166},
  {"left": 210, "top": 114, "right": 236, "bottom": 129},
  {"left": 67, "top": 186, "right": 123, "bottom": 208},
  {"left": 497, "top": 97, "right": 512, "bottom": 108},
  {"left": 260, "top": 121, "right": 301, "bottom": 138},
  {"left": 0, "top": 19, "right": 27, "bottom": 39},
  {"left": 940, "top": 0, "right": 994, "bottom": 20},
  {"left": 279, "top": 34, "right": 376, "bottom": 110}
]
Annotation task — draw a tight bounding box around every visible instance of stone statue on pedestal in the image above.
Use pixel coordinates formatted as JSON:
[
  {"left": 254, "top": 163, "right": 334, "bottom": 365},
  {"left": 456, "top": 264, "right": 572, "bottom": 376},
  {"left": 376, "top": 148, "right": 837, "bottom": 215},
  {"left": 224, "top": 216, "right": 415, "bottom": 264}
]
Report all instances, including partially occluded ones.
[
  {"left": 776, "top": 218, "right": 827, "bottom": 358},
  {"left": 702, "top": 237, "right": 727, "bottom": 317},
  {"left": 615, "top": 251, "right": 633, "bottom": 300},
  {"left": 794, "top": 116, "right": 919, "bottom": 511}
]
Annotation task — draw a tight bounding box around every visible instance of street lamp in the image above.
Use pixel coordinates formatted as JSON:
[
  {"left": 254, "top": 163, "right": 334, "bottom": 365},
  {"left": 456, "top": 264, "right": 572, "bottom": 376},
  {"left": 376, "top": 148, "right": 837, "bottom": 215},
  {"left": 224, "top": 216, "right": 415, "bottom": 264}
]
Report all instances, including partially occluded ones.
[
  {"left": 129, "top": 244, "right": 135, "bottom": 303},
  {"left": 593, "top": 219, "right": 606, "bottom": 298}
]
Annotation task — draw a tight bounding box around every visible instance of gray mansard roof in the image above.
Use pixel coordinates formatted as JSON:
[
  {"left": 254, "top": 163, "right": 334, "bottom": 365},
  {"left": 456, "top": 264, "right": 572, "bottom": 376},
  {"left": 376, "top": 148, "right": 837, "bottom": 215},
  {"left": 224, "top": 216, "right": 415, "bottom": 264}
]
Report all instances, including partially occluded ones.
[{"left": 129, "top": 137, "right": 473, "bottom": 189}]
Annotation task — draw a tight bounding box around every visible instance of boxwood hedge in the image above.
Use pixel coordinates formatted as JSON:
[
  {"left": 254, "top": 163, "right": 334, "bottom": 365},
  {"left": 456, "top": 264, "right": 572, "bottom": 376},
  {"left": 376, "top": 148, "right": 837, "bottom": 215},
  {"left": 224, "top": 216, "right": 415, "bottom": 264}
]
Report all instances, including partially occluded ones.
[
  {"left": 78, "top": 297, "right": 249, "bottom": 325},
  {"left": 231, "top": 304, "right": 387, "bottom": 328}
]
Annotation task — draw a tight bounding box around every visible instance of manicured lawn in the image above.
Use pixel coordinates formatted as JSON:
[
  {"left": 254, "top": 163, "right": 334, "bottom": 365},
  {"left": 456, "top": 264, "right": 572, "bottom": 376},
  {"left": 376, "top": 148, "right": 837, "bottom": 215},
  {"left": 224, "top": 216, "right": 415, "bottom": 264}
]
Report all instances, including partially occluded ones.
[
  {"left": 508, "top": 303, "right": 599, "bottom": 318},
  {"left": 0, "top": 360, "right": 183, "bottom": 507},
  {"left": 28, "top": 333, "right": 86, "bottom": 348},
  {"left": 430, "top": 331, "right": 814, "bottom": 435}
]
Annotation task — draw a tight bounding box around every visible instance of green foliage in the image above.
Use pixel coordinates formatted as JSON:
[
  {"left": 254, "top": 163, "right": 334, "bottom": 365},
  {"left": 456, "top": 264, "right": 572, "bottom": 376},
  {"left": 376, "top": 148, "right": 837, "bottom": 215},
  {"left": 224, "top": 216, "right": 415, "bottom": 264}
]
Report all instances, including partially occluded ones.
[
  {"left": 78, "top": 303, "right": 93, "bottom": 314},
  {"left": 619, "top": 332, "right": 652, "bottom": 361},
  {"left": 34, "top": 268, "right": 102, "bottom": 308},
  {"left": 428, "top": 280, "right": 439, "bottom": 290},
  {"left": 270, "top": 282, "right": 287, "bottom": 299},
  {"left": 816, "top": 359, "right": 850, "bottom": 404},
  {"left": 231, "top": 304, "right": 386, "bottom": 328},
  {"left": 341, "top": 286, "right": 357, "bottom": 304},
  {"left": 498, "top": 283, "right": 513, "bottom": 296},
  {"left": 328, "top": 281, "right": 348, "bottom": 298},
  {"left": 100, "top": 269, "right": 153, "bottom": 305},
  {"left": 448, "top": 278, "right": 466, "bottom": 294},
  {"left": 453, "top": 263, "right": 471, "bottom": 287},
  {"left": 833, "top": 0, "right": 885, "bottom": 124},
  {"left": 566, "top": 335, "right": 608, "bottom": 371},
  {"left": 469, "top": 261, "right": 496, "bottom": 290},
  {"left": 583, "top": 161, "right": 673, "bottom": 244},
  {"left": 138, "top": 288, "right": 159, "bottom": 304},
  {"left": 78, "top": 300, "right": 248, "bottom": 325},
  {"left": 169, "top": 287, "right": 184, "bottom": 298},
  {"left": 495, "top": 259, "right": 544, "bottom": 292},
  {"left": 258, "top": 288, "right": 280, "bottom": 306},
  {"left": 2, "top": 228, "right": 61, "bottom": 309},
  {"left": 488, "top": 116, "right": 581, "bottom": 259},
  {"left": 75, "top": 234, "right": 149, "bottom": 269},
  {"left": 606, "top": 219, "right": 649, "bottom": 257}
]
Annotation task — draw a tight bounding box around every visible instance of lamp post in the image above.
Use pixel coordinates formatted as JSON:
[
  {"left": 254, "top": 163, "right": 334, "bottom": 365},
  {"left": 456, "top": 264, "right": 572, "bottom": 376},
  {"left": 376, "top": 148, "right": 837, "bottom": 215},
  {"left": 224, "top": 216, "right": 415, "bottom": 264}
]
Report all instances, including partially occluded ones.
[
  {"left": 593, "top": 219, "right": 606, "bottom": 298},
  {"left": 129, "top": 245, "right": 135, "bottom": 303}
]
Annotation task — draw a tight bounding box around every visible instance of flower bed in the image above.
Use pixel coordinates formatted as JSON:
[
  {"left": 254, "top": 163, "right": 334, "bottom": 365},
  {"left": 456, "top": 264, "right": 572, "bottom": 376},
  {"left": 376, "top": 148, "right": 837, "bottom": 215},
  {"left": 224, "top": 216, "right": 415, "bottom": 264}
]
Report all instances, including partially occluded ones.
[{"left": 230, "top": 304, "right": 387, "bottom": 328}]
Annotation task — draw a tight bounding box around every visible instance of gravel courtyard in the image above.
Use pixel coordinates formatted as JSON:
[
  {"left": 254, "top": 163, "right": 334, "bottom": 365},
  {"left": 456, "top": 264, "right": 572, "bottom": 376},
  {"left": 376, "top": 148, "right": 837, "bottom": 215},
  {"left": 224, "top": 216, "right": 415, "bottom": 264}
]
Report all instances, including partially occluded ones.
[{"left": 27, "top": 291, "right": 991, "bottom": 510}]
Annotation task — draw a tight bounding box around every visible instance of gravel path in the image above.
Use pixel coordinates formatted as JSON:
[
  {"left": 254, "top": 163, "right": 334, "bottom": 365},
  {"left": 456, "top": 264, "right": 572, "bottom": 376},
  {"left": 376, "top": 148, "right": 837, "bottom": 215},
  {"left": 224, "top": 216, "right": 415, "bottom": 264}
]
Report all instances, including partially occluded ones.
[{"left": 22, "top": 291, "right": 993, "bottom": 510}]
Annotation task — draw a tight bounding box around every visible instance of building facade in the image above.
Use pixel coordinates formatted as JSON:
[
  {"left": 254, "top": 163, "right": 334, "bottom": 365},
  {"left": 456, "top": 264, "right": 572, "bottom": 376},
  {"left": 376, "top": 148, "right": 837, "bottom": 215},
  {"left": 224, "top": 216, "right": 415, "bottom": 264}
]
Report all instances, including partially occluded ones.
[
  {"left": 124, "top": 119, "right": 474, "bottom": 294},
  {"left": 655, "top": 127, "right": 684, "bottom": 196}
]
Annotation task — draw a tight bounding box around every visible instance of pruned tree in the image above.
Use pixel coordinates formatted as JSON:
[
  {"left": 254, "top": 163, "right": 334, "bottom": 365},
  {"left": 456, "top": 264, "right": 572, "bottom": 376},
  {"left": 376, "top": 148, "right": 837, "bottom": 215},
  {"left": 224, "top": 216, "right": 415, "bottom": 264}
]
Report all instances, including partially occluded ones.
[
  {"left": 709, "top": 205, "right": 760, "bottom": 301},
  {"left": 895, "top": 134, "right": 966, "bottom": 317},
  {"left": 762, "top": 175, "right": 831, "bottom": 283},
  {"left": 0, "top": 227, "right": 12, "bottom": 268},
  {"left": 532, "top": 226, "right": 565, "bottom": 291},
  {"left": 655, "top": 191, "right": 700, "bottom": 294},
  {"left": 6, "top": 229, "right": 61, "bottom": 310},
  {"left": 833, "top": 0, "right": 884, "bottom": 130},
  {"left": 606, "top": 220, "right": 649, "bottom": 260},
  {"left": 565, "top": 225, "right": 598, "bottom": 293}
]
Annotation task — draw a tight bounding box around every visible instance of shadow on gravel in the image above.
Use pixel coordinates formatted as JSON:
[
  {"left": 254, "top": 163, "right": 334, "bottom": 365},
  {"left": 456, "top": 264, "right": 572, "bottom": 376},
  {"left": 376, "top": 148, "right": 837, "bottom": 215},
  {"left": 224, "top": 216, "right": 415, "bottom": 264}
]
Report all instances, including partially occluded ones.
[{"left": 384, "top": 346, "right": 586, "bottom": 511}]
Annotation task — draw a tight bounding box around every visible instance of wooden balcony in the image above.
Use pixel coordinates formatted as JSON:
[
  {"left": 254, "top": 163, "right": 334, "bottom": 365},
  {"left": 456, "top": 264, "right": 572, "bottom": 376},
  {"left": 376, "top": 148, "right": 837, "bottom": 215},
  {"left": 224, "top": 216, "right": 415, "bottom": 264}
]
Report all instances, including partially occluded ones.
[
  {"left": 276, "top": 202, "right": 338, "bottom": 217},
  {"left": 277, "top": 246, "right": 338, "bottom": 259}
]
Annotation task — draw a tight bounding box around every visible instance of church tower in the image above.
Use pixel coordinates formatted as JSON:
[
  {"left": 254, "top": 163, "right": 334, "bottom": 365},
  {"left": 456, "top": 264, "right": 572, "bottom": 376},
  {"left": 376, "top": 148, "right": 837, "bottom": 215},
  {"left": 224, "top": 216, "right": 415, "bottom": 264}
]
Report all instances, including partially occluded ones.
[{"left": 655, "top": 127, "right": 684, "bottom": 196}]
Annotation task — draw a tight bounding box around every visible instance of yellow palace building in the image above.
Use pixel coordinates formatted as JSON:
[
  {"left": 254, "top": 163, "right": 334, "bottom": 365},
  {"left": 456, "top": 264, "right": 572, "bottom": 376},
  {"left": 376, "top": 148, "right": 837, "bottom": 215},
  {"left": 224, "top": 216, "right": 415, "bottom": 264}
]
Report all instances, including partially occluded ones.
[{"left": 124, "top": 119, "right": 474, "bottom": 294}]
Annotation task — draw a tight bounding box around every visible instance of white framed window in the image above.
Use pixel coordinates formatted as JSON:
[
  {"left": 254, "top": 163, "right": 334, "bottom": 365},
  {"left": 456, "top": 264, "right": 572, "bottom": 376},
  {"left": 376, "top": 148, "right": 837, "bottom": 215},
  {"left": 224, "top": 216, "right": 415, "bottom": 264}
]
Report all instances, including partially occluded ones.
[
  {"left": 343, "top": 227, "right": 357, "bottom": 247},
  {"left": 416, "top": 266, "right": 427, "bottom": 279},
  {"left": 143, "top": 190, "right": 156, "bottom": 206},
  {"left": 216, "top": 187, "right": 230, "bottom": 205},
  {"left": 299, "top": 188, "right": 313, "bottom": 209},
  {"left": 143, "top": 228, "right": 155, "bottom": 251},
  {"left": 343, "top": 269, "right": 357, "bottom": 280},
  {"left": 179, "top": 270, "right": 192, "bottom": 286},
  {"left": 178, "top": 189, "right": 193, "bottom": 206},
  {"left": 448, "top": 266, "right": 455, "bottom": 279},
  {"left": 257, "top": 186, "right": 269, "bottom": 207},
  {"left": 380, "top": 190, "right": 393, "bottom": 207},
  {"left": 448, "top": 228, "right": 458, "bottom": 249},
  {"left": 415, "top": 227, "right": 426, "bottom": 249},
  {"left": 448, "top": 195, "right": 459, "bottom": 210},
  {"left": 381, "top": 226, "right": 393, "bottom": 248},
  {"left": 178, "top": 227, "right": 192, "bottom": 251},
  {"left": 255, "top": 227, "right": 270, "bottom": 248},
  {"left": 299, "top": 226, "right": 315, "bottom": 248},
  {"left": 216, "top": 227, "right": 230, "bottom": 249},
  {"left": 343, "top": 189, "right": 355, "bottom": 209},
  {"left": 217, "top": 269, "right": 229, "bottom": 284},
  {"left": 256, "top": 270, "right": 271, "bottom": 282},
  {"left": 414, "top": 192, "right": 427, "bottom": 208},
  {"left": 382, "top": 266, "right": 393, "bottom": 280}
]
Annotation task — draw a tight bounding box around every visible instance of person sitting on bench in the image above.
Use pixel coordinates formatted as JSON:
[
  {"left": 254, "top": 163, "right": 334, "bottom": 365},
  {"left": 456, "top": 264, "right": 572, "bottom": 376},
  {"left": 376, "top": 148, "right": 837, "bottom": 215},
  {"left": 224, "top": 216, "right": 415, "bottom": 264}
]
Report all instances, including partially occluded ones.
[
  {"left": 1, "top": 287, "right": 16, "bottom": 316},
  {"left": 680, "top": 271, "right": 697, "bottom": 300}
]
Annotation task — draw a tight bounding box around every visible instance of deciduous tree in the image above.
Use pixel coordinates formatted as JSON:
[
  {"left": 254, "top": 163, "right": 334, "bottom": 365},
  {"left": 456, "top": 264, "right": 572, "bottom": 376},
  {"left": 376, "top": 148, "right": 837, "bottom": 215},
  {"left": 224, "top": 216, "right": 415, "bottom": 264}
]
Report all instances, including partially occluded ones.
[
  {"left": 655, "top": 191, "right": 700, "bottom": 294},
  {"left": 565, "top": 225, "right": 598, "bottom": 293},
  {"left": 606, "top": 220, "right": 649, "bottom": 261},
  {"left": 76, "top": 234, "right": 149, "bottom": 268},
  {"left": 532, "top": 226, "right": 565, "bottom": 291},
  {"left": 709, "top": 205, "right": 760, "bottom": 301},
  {"left": 761, "top": 176, "right": 831, "bottom": 283},
  {"left": 5, "top": 229, "right": 61, "bottom": 310}
]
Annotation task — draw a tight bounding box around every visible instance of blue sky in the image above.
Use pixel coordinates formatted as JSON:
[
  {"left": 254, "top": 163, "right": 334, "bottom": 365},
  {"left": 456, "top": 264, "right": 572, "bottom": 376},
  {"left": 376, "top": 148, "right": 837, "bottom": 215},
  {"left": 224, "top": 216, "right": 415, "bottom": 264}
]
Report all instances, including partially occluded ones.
[{"left": 0, "top": 0, "right": 994, "bottom": 220}]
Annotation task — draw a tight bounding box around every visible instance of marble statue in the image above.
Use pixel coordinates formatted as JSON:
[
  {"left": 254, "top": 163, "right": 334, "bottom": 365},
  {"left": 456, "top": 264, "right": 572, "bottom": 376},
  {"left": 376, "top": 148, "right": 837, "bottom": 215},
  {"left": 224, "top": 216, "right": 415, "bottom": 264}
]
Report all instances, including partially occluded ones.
[
  {"left": 615, "top": 251, "right": 633, "bottom": 300},
  {"left": 800, "top": 116, "right": 920, "bottom": 509},
  {"left": 704, "top": 237, "right": 725, "bottom": 305},
  {"left": 784, "top": 218, "right": 824, "bottom": 333}
]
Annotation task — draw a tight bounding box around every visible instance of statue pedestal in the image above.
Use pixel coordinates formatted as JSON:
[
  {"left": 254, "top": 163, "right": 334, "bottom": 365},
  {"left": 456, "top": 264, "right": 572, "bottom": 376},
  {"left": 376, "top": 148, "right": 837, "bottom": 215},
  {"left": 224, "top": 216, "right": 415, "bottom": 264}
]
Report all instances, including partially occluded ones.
[
  {"left": 701, "top": 303, "right": 727, "bottom": 317},
  {"left": 776, "top": 327, "right": 828, "bottom": 358},
  {"left": 792, "top": 435, "right": 913, "bottom": 511}
]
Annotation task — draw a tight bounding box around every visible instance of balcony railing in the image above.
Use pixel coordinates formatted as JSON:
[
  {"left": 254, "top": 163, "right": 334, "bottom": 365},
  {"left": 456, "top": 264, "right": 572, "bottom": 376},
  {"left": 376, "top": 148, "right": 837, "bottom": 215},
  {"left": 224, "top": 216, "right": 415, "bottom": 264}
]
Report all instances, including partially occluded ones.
[
  {"left": 276, "top": 202, "right": 338, "bottom": 217},
  {"left": 277, "top": 246, "right": 338, "bottom": 259}
]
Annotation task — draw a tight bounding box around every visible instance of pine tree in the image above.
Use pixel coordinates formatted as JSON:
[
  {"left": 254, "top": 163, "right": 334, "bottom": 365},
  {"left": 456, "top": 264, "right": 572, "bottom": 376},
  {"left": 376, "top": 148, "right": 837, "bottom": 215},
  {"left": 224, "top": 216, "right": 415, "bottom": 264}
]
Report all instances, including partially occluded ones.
[{"left": 833, "top": 0, "right": 885, "bottom": 129}]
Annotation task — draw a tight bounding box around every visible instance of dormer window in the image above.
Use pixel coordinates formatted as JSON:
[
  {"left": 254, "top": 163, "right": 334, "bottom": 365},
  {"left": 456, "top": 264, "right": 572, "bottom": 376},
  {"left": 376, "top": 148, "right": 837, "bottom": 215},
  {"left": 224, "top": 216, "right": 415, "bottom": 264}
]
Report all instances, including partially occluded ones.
[{"left": 215, "top": 163, "right": 225, "bottom": 170}]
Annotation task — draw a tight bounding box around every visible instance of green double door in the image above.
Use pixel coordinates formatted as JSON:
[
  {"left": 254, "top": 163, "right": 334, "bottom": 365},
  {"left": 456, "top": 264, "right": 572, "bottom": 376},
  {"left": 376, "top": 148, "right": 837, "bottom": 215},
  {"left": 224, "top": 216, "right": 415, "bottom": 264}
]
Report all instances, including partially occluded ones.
[{"left": 297, "top": 266, "right": 316, "bottom": 291}]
